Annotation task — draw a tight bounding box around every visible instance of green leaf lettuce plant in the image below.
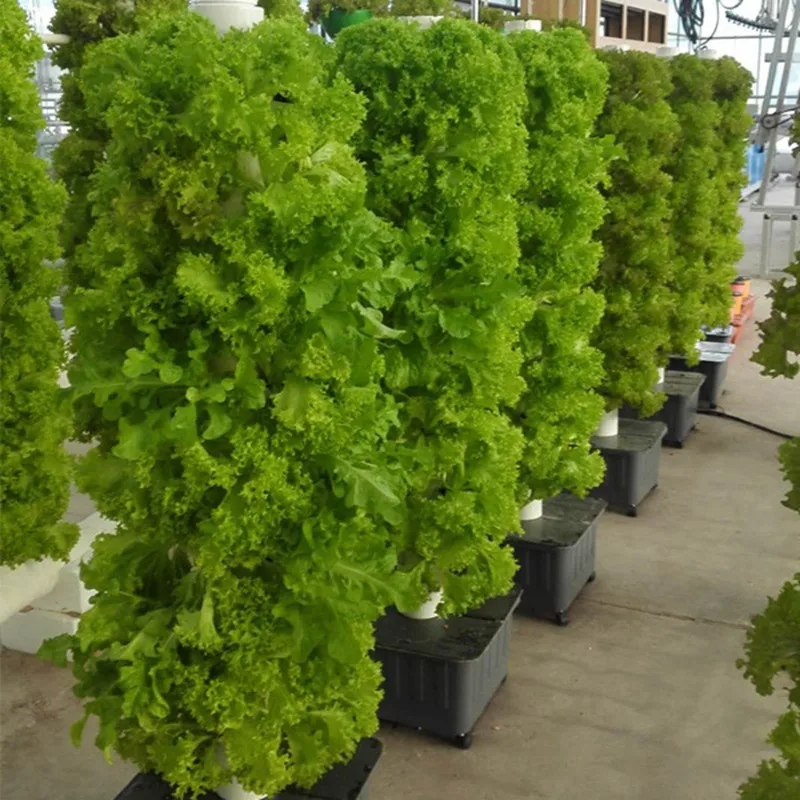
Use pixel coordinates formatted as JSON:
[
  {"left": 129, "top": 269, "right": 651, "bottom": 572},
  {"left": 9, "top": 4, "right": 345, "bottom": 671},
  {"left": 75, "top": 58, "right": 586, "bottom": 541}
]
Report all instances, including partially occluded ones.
[
  {"left": 737, "top": 256, "right": 800, "bottom": 798},
  {"left": 752, "top": 256, "right": 800, "bottom": 512},
  {"left": 507, "top": 27, "right": 609, "bottom": 506},
  {"left": 391, "top": 0, "right": 456, "bottom": 17},
  {"left": 50, "top": 0, "right": 186, "bottom": 269},
  {"left": 0, "top": 0, "right": 76, "bottom": 567},
  {"left": 40, "top": 14, "right": 416, "bottom": 796},
  {"left": 664, "top": 54, "right": 722, "bottom": 361},
  {"left": 335, "top": 18, "right": 530, "bottom": 614},
  {"left": 592, "top": 50, "right": 679, "bottom": 416},
  {"left": 704, "top": 56, "right": 752, "bottom": 327}
]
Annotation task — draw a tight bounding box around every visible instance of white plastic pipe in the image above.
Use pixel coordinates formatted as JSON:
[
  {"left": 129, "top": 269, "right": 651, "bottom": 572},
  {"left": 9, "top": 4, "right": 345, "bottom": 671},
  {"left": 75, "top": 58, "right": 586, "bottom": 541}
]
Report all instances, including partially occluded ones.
[
  {"left": 396, "top": 15, "right": 443, "bottom": 28},
  {"left": 0, "top": 512, "right": 110, "bottom": 625},
  {"left": 217, "top": 780, "right": 260, "bottom": 800},
  {"left": 190, "top": 0, "right": 263, "bottom": 34},
  {"left": 595, "top": 409, "right": 619, "bottom": 438},
  {"left": 504, "top": 19, "right": 542, "bottom": 32},
  {"left": 520, "top": 498, "right": 543, "bottom": 520},
  {"left": 400, "top": 589, "right": 443, "bottom": 620}
]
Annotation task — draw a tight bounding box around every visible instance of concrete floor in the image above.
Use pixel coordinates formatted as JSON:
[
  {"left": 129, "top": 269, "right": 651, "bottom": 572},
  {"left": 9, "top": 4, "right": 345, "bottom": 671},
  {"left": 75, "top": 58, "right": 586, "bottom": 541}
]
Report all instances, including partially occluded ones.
[{"left": 2, "top": 196, "right": 799, "bottom": 800}]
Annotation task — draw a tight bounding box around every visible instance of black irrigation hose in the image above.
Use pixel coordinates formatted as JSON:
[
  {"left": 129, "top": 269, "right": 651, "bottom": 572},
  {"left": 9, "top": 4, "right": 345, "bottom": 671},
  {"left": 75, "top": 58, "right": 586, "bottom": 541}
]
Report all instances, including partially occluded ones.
[{"left": 697, "top": 408, "right": 795, "bottom": 440}]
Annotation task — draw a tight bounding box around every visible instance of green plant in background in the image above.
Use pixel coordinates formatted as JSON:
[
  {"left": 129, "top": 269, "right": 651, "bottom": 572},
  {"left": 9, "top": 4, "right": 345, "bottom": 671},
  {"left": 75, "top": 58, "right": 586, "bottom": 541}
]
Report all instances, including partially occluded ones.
[
  {"left": 738, "top": 257, "right": 800, "bottom": 798},
  {"left": 664, "top": 55, "right": 722, "bottom": 361},
  {"left": 50, "top": 0, "right": 185, "bottom": 270},
  {"left": 752, "top": 256, "right": 800, "bottom": 512},
  {"left": 704, "top": 56, "right": 752, "bottom": 326},
  {"left": 260, "top": 0, "right": 304, "bottom": 20},
  {"left": 476, "top": 6, "right": 511, "bottom": 28},
  {"left": 507, "top": 28, "right": 608, "bottom": 506},
  {"left": 335, "top": 19, "right": 530, "bottom": 614},
  {"left": 738, "top": 574, "right": 800, "bottom": 799},
  {"left": 592, "top": 50, "right": 679, "bottom": 416},
  {"left": 541, "top": 17, "right": 591, "bottom": 39},
  {"left": 0, "top": 0, "right": 76, "bottom": 566},
  {"left": 39, "top": 14, "right": 417, "bottom": 796},
  {"left": 307, "top": 0, "right": 388, "bottom": 27},
  {"left": 391, "top": 0, "right": 456, "bottom": 16}
]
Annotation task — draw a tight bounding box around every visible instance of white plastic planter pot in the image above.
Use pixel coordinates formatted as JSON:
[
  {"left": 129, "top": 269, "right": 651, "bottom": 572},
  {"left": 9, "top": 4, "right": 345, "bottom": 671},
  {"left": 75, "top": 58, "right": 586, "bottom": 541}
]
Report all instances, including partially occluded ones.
[
  {"left": 190, "top": 0, "right": 263, "bottom": 34},
  {"left": 595, "top": 408, "right": 619, "bottom": 438},
  {"left": 217, "top": 781, "right": 259, "bottom": 800},
  {"left": 504, "top": 19, "right": 542, "bottom": 32},
  {"left": 396, "top": 15, "right": 442, "bottom": 28},
  {"left": 519, "top": 498, "right": 542, "bottom": 521},
  {"left": 399, "top": 588, "right": 443, "bottom": 620},
  {"left": 0, "top": 513, "right": 108, "bottom": 626}
]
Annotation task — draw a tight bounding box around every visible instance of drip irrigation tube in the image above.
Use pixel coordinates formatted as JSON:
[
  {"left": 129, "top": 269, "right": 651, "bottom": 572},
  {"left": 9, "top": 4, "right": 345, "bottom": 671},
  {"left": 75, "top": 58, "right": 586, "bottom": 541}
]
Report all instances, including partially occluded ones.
[{"left": 697, "top": 408, "right": 794, "bottom": 440}]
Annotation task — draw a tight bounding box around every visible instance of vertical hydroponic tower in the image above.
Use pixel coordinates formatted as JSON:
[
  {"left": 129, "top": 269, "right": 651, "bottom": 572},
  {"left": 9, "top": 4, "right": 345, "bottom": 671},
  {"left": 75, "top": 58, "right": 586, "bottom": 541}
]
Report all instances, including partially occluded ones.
[
  {"left": 704, "top": 56, "right": 752, "bottom": 326},
  {"left": 508, "top": 27, "right": 609, "bottom": 510},
  {"left": 42, "top": 14, "right": 413, "bottom": 796},
  {"left": 593, "top": 49, "right": 679, "bottom": 418},
  {"left": 664, "top": 54, "right": 722, "bottom": 360},
  {"left": 0, "top": 0, "right": 76, "bottom": 567},
  {"left": 336, "top": 18, "right": 529, "bottom": 614}
]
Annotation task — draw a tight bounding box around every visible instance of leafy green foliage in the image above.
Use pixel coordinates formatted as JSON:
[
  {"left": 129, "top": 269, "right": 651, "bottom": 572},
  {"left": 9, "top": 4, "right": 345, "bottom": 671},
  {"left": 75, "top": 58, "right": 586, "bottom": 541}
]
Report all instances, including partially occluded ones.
[
  {"left": 754, "top": 258, "right": 800, "bottom": 381},
  {"left": 50, "top": 0, "right": 186, "bottom": 267},
  {"left": 753, "top": 257, "right": 800, "bottom": 513},
  {"left": 779, "top": 437, "right": 800, "bottom": 514},
  {"left": 664, "top": 55, "right": 722, "bottom": 361},
  {"left": 704, "top": 56, "right": 752, "bottom": 326},
  {"left": 43, "top": 14, "right": 419, "bottom": 796},
  {"left": 738, "top": 575, "right": 800, "bottom": 798},
  {"left": 592, "top": 51, "right": 679, "bottom": 415},
  {"left": 259, "top": 0, "right": 304, "bottom": 20},
  {"left": 392, "top": 0, "right": 456, "bottom": 16},
  {"left": 508, "top": 28, "right": 608, "bottom": 503},
  {"left": 307, "top": 0, "right": 388, "bottom": 22},
  {"left": 335, "top": 19, "right": 528, "bottom": 612},
  {"left": 476, "top": 6, "right": 511, "bottom": 28},
  {"left": 741, "top": 249, "right": 800, "bottom": 795},
  {"left": 0, "top": 0, "right": 77, "bottom": 566}
]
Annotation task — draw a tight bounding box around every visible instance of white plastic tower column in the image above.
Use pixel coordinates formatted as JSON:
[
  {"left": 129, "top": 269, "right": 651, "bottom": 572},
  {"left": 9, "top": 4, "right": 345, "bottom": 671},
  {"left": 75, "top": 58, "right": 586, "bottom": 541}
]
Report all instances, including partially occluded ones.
[
  {"left": 397, "top": 15, "right": 442, "bottom": 28},
  {"left": 190, "top": 0, "right": 263, "bottom": 35},
  {"left": 504, "top": 19, "right": 542, "bottom": 32},
  {"left": 217, "top": 780, "right": 260, "bottom": 800},
  {"left": 595, "top": 409, "right": 619, "bottom": 437},
  {"left": 400, "top": 589, "right": 443, "bottom": 620},
  {"left": 184, "top": 7, "right": 263, "bottom": 800},
  {"left": 520, "top": 498, "right": 543, "bottom": 520}
]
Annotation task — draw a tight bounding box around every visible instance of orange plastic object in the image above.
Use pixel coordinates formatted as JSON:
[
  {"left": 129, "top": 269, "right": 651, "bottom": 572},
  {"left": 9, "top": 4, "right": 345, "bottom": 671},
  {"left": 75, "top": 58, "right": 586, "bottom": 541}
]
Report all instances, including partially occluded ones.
[
  {"left": 731, "top": 291, "right": 743, "bottom": 316},
  {"left": 741, "top": 294, "right": 756, "bottom": 321},
  {"left": 733, "top": 276, "right": 751, "bottom": 299}
]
